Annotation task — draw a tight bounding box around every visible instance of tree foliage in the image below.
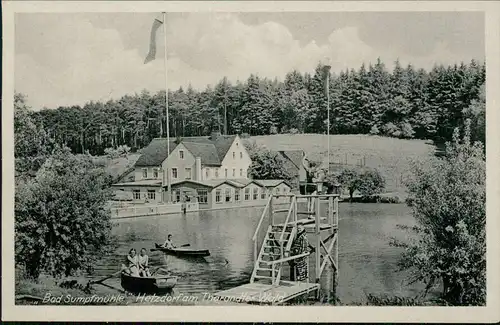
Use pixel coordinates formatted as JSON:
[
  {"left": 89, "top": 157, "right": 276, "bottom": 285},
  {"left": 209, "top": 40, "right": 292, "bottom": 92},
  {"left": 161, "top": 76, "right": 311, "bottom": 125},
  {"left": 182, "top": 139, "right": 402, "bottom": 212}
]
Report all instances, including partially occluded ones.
[
  {"left": 22, "top": 59, "right": 484, "bottom": 156},
  {"left": 326, "top": 167, "right": 386, "bottom": 200},
  {"left": 397, "top": 120, "right": 485, "bottom": 305},
  {"left": 15, "top": 147, "right": 113, "bottom": 279},
  {"left": 245, "top": 141, "right": 292, "bottom": 181}
]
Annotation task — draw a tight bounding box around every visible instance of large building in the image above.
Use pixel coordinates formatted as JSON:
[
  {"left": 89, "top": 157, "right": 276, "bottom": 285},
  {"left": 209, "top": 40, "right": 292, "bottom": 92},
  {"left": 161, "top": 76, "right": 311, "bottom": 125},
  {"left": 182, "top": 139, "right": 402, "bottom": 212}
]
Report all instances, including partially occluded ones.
[{"left": 111, "top": 132, "right": 291, "bottom": 208}]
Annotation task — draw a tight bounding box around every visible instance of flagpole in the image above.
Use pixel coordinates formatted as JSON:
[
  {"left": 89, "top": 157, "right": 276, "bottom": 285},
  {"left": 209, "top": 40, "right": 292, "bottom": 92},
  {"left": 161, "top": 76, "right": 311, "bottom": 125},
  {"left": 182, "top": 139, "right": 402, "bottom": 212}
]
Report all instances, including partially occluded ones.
[
  {"left": 163, "top": 11, "right": 171, "bottom": 203},
  {"left": 324, "top": 65, "right": 331, "bottom": 176}
]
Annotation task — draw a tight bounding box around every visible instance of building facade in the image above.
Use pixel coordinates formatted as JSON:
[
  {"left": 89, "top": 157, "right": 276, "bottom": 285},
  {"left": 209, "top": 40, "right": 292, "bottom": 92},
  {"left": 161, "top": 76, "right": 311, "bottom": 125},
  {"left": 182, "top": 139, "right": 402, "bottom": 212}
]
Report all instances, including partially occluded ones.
[{"left": 112, "top": 132, "right": 252, "bottom": 204}]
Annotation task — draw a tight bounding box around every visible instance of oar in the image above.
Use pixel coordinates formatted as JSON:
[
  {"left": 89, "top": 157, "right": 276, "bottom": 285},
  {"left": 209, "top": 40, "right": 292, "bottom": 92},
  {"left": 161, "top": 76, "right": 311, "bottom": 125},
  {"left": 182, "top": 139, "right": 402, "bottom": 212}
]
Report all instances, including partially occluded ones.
[
  {"left": 89, "top": 268, "right": 124, "bottom": 285},
  {"left": 151, "top": 243, "right": 190, "bottom": 251}
]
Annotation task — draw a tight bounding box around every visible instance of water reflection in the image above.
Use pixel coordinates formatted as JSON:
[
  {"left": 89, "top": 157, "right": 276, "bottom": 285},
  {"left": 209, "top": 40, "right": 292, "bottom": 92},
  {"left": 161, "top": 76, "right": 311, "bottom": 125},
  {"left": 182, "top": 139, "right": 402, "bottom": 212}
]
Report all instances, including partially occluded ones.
[{"left": 94, "top": 203, "right": 420, "bottom": 304}]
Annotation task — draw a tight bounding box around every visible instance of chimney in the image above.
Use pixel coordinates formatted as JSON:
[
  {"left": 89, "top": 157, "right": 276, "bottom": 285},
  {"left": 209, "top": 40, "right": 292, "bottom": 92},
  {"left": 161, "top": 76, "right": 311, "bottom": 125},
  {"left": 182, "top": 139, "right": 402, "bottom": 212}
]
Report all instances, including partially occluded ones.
[
  {"left": 195, "top": 157, "right": 202, "bottom": 181},
  {"left": 210, "top": 131, "right": 221, "bottom": 141}
]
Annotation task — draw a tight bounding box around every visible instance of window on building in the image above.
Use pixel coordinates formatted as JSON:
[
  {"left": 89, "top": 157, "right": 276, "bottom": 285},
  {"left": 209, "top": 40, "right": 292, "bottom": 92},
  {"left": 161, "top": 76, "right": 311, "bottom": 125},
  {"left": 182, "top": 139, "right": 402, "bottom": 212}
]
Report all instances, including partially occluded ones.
[
  {"left": 239, "top": 169, "right": 243, "bottom": 177},
  {"left": 243, "top": 169, "right": 246, "bottom": 178},
  {"left": 179, "top": 150, "right": 184, "bottom": 159},
  {"left": 232, "top": 168, "right": 235, "bottom": 177},
  {"left": 142, "top": 168, "right": 148, "bottom": 179},
  {"left": 261, "top": 189, "right": 266, "bottom": 199},
  {"left": 185, "top": 168, "right": 192, "bottom": 180},
  {"left": 174, "top": 190, "right": 181, "bottom": 203},
  {"left": 172, "top": 168, "right": 178, "bottom": 179},
  {"left": 240, "top": 152, "right": 243, "bottom": 159},
  {"left": 197, "top": 189, "right": 208, "bottom": 204},
  {"left": 253, "top": 188, "right": 259, "bottom": 200},
  {"left": 233, "top": 152, "right": 236, "bottom": 159},
  {"left": 244, "top": 188, "right": 250, "bottom": 200},
  {"left": 225, "top": 169, "right": 228, "bottom": 178},
  {"left": 235, "top": 189, "right": 241, "bottom": 201},
  {"left": 153, "top": 168, "right": 159, "bottom": 179},
  {"left": 225, "top": 188, "right": 232, "bottom": 202},
  {"left": 133, "top": 190, "right": 141, "bottom": 200},
  {"left": 205, "top": 168, "right": 210, "bottom": 179},
  {"left": 147, "top": 190, "right": 156, "bottom": 200},
  {"left": 274, "top": 187, "right": 279, "bottom": 195},
  {"left": 236, "top": 142, "right": 239, "bottom": 147},
  {"left": 215, "top": 169, "right": 219, "bottom": 178},
  {"left": 215, "top": 189, "right": 222, "bottom": 203}
]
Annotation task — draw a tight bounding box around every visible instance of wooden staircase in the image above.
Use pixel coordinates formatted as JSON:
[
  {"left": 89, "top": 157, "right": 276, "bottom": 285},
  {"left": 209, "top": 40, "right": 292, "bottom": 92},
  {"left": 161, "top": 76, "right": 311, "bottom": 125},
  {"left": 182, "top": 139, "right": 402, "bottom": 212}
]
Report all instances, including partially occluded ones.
[{"left": 250, "top": 194, "right": 310, "bottom": 285}]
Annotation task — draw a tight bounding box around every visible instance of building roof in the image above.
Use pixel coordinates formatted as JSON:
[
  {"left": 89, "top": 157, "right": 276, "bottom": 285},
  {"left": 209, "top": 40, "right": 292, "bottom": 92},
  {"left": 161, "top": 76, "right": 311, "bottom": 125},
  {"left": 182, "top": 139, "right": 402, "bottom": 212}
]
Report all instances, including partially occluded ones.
[
  {"left": 135, "top": 138, "right": 177, "bottom": 167},
  {"left": 278, "top": 150, "right": 305, "bottom": 170},
  {"left": 135, "top": 134, "right": 238, "bottom": 167},
  {"left": 254, "top": 179, "right": 289, "bottom": 188},
  {"left": 112, "top": 179, "right": 162, "bottom": 187},
  {"left": 170, "top": 179, "right": 246, "bottom": 189}
]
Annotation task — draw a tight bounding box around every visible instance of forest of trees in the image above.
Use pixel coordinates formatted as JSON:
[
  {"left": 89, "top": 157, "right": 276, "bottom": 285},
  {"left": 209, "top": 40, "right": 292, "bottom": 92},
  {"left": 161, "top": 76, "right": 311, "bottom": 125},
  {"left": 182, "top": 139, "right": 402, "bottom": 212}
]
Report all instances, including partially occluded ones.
[{"left": 23, "top": 58, "right": 485, "bottom": 156}]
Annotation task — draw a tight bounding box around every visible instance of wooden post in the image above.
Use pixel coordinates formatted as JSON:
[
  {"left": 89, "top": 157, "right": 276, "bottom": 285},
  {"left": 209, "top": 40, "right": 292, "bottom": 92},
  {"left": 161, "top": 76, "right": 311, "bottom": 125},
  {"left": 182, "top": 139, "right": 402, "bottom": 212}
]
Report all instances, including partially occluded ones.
[
  {"left": 315, "top": 196, "right": 321, "bottom": 282},
  {"left": 294, "top": 195, "right": 298, "bottom": 224},
  {"left": 253, "top": 240, "right": 257, "bottom": 263},
  {"left": 269, "top": 195, "right": 274, "bottom": 226},
  {"left": 333, "top": 196, "right": 339, "bottom": 304}
]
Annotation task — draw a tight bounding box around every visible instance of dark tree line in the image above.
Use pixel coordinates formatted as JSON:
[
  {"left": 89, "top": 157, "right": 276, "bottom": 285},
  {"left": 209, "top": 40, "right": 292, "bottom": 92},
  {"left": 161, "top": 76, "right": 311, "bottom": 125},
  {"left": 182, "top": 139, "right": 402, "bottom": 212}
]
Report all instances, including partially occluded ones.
[{"left": 24, "top": 58, "right": 485, "bottom": 155}]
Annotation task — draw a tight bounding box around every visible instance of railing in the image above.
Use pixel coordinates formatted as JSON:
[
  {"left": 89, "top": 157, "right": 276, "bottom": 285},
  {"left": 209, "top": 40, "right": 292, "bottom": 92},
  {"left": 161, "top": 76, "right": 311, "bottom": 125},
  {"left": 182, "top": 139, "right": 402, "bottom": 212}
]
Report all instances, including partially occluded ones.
[{"left": 252, "top": 195, "right": 273, "bottom": 261}]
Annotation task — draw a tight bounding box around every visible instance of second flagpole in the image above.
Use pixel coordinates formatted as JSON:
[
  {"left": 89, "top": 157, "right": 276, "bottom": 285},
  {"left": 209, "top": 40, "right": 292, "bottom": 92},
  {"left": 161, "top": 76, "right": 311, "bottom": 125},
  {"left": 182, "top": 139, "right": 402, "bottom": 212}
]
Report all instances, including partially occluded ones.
[{"left": 163, "top": 11, "right": 172, "bottom": 203}]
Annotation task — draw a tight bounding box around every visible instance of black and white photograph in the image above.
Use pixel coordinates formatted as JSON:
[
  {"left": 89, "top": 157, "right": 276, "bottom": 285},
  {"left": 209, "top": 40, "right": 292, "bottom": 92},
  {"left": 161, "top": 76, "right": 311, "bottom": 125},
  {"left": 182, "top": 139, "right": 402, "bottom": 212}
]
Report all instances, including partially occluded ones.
[{"left": 3, "top": 1, "right": 500, "bottom": 322}]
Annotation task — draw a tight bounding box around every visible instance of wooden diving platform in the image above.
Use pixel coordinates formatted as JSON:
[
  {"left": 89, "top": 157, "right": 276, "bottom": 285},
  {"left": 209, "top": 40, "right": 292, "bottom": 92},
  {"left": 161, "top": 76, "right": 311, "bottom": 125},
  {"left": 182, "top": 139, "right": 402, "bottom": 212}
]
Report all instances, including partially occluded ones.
[{"left": 213, "top": 281, "right": 320, "bottom": 305}]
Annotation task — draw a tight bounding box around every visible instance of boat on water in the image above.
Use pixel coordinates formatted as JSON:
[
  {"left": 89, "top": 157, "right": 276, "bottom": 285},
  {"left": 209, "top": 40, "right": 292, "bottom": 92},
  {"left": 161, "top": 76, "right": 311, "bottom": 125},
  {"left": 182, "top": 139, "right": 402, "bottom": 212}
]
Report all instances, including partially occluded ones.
[
  {"left": 120, "top": 272, "right": 177, "bottom": 294},
  {"left": 154, "top": 243, "right": 210, "bottom": 257}
]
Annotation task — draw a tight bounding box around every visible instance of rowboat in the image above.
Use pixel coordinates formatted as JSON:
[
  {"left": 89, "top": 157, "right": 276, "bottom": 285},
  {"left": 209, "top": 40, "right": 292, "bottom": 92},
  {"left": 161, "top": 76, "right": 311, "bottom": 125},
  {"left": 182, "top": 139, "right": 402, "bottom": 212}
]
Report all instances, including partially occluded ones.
[
  {"left": 154, "top": 243, "right": 210, "bottom": 257},
  {"left": 120, "top": 272, "right": 177, "bottom": 294}
]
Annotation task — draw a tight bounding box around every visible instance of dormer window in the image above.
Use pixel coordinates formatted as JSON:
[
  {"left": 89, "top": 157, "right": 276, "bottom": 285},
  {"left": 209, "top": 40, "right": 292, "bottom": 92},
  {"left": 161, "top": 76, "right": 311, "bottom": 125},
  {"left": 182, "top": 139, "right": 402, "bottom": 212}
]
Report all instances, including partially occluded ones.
[
  {"left": 142, "top": 168, "right": 148, "bottom": 179},
  {"left": 179, "top": 150, "right": 184, "bottom": 159},
  {"left": 233, "top": 152, "right": 235, "bottom": 159}
]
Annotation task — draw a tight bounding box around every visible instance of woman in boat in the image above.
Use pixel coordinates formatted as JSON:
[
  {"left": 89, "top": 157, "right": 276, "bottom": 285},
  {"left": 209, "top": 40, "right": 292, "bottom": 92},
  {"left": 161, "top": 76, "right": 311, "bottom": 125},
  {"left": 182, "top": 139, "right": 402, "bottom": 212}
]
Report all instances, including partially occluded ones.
[
  {"left": 138, "top": 248, "right": 151, "bottom": 277},
  {"left": 289, "top": 222, "right": 310, "bottom": 282},
  {"left": 123, "top": 248, "right": 140, "bottom": 276},
  {"left": 162, "top": 234, "right": 176, "bottom": 249}
]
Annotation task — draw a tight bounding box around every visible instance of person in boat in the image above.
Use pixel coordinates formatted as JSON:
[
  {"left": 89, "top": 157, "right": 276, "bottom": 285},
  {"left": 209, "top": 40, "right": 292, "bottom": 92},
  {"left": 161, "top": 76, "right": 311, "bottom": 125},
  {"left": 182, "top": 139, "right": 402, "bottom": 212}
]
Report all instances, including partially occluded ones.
[
  {"left": 123, "top": 248, "right": 140, "bottom": 276},
  {"left": 162, "top": 234, "right": 176, "bottom": 249},
  {"left": 138, "top": 248, "right": 151, "bottom": 277},
  {"left": 288, "top": 222, "right": 311, "bottom": 282}
]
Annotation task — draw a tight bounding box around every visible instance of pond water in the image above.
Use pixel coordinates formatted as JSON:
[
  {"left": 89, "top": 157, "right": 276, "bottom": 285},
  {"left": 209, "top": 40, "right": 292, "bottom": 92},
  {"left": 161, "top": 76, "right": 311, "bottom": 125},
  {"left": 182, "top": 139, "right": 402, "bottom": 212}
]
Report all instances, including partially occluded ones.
[{"left": 92, "top": 203, "right": 422, "bottom": 304}]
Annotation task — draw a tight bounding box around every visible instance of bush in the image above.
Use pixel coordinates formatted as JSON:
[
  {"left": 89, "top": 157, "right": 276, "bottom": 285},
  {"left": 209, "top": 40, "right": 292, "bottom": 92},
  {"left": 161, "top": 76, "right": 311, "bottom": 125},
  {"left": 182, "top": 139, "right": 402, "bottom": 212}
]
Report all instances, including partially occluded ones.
[
  {"left": 240, "top": 133, "right": 251, "bottom": 139},
  {"left": 400, "top": 122, "right": 415, "bottom": 139},
  {"left": 104, "top": 145, "right": 131, "bottom": 159},
  {"left": 397, "top": 120, "right": 485, "bottom": 305},
  {"left": 382, "top": 122, "right": 400, "bottom": 137},
  {"left": 15, "top": 147, "right": 113, "bottom": 279},
  {"left": 269, "top": 126, "right": 278, "bottom": 135},
  {"left": 288, "top": 128, "right": 299, "bottom": 135},
  {"left": 369, "top": 125, "right": 380, "bottom": 135}
]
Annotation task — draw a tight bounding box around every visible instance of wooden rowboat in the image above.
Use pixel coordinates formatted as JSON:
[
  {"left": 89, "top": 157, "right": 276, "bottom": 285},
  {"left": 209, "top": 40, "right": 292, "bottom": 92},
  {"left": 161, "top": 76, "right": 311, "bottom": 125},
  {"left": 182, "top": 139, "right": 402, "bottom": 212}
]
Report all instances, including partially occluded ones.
[
  {"left": 154, "top": 243, "right": 210, "bottom": 257},
  {"left": 120, "top": 272, "right": 177, "bottom": 294}
]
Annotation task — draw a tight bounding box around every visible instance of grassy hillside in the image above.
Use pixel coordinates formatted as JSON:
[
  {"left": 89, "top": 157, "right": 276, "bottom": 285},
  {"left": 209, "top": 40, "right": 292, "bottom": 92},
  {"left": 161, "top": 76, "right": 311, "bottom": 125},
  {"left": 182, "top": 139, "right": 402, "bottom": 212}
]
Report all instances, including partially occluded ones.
[{"left": 247, "top": 134, "right": 436, "bottom": 194}]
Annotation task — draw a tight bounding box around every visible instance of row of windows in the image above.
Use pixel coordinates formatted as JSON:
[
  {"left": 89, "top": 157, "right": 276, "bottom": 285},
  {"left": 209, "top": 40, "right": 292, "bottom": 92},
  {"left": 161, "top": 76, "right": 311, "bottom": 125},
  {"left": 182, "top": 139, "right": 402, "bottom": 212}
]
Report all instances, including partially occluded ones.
[
  {"left": 215, "top": 187, "right": 289, "bottom": 204},
  {"left": 130, "top": 186, "right": 289, "bottom": 203},
  {"left": 178, "top": 148, "right": 244, "bottom": 161},
  {"left": 132, "top": 189, "right": 156, "bottom": 200},
  {"left": 142, "top": 167, "right": 247, "bottom": 180}
]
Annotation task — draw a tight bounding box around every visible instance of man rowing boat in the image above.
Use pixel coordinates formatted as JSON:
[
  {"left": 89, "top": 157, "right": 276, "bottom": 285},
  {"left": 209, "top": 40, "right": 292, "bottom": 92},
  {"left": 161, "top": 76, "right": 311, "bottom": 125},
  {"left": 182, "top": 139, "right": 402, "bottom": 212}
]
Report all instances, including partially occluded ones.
[{"left": 162, "top": 234, "right": 176, "bottom": 249}]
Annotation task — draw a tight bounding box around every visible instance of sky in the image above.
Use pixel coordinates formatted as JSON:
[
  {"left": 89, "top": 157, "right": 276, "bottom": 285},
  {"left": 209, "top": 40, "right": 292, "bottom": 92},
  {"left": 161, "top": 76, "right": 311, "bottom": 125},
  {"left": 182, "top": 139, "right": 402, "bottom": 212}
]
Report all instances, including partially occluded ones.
[{"left": 15, "top": 12, "right": 484, "bottom": 110}]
